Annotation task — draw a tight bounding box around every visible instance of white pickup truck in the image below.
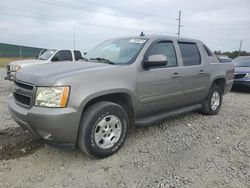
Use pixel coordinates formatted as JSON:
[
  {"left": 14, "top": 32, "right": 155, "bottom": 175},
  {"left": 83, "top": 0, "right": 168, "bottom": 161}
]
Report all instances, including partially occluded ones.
[{"left": 5, "top": 49, "right": 84, "bottom": 81}]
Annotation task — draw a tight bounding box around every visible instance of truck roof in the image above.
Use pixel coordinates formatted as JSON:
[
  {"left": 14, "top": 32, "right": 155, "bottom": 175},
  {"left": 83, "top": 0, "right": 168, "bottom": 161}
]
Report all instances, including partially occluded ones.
[{"left": 115, "top": 34, "right": 202, "bottom": 44}]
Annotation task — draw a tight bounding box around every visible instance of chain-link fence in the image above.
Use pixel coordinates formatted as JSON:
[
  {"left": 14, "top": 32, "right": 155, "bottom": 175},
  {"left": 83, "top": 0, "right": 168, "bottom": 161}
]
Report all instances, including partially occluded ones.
[{"left": 0, "top": 43, "right": 45, "bottom": 58}]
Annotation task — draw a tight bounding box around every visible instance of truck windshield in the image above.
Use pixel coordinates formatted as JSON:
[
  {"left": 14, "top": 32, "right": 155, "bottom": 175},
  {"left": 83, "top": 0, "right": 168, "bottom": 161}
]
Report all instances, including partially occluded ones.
[
  {"left": 233, "top": 57, "right": 250, "bottom": 67},
  {"left": 38, "top": 50, "right": 56, "bottom": 60},
  {"left": 86, "top": 38, "right": 147, "bottom": 64}
]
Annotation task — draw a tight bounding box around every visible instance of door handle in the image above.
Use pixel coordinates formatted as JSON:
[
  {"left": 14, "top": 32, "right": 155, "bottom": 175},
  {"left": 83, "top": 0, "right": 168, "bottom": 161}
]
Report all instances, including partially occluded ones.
[
  {"left": 171, "top": 72, "right": 181, "bottom": 78},
  {"left": 198, "top": 69, "right": 206, "bottom": 75}
]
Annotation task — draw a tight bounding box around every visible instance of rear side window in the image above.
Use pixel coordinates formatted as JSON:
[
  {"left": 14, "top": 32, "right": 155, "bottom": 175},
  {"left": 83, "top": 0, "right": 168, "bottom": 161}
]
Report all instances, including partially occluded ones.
[
  {"left": 178, "top": 42, "right": 201, "bottom": 66},
  {"left": 147, "top": 41, "right": 177, "bottom": 67},
  {"left": 53, "top": 50, "right": 73, "bottom": 61},
  {"left": 74, "top": 50, "right": 83, "bottom": 61},
  {"left": 203, "top": 44, "right": 213, "bottom": 56}
]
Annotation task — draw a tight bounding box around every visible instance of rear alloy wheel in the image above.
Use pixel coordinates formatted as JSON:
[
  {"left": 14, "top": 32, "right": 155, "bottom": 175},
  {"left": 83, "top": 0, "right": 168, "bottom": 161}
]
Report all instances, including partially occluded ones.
[
  {"left": 200, "top": 84, "right": 223, "bottom": 115},
  {"left": 78, "top": 101, "right": 129, "bottom": 158}
]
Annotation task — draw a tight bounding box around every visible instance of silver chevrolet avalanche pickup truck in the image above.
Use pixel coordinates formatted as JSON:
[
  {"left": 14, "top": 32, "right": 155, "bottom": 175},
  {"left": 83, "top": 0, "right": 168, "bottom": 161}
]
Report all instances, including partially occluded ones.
[{"left": 8, "top": 35, "right": 234, "bottom": 158}]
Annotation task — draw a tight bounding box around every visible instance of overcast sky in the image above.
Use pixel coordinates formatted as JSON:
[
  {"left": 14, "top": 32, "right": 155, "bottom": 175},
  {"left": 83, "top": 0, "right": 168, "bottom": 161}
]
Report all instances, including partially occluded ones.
[{"left": 0, "top": 0, "right": 250, "bottom": 52}]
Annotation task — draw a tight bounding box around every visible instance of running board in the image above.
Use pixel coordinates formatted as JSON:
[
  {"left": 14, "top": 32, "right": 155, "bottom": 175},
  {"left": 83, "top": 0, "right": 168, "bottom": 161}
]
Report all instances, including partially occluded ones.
[{"left": 135, "top": 104, "right": 202, "bottom": 126}]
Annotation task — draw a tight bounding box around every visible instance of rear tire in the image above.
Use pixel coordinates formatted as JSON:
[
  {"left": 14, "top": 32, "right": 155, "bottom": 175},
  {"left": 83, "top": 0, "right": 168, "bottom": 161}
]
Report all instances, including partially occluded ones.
[
  {"left": 78, "top": 101, "right": 129, "bottom": 158},
  {"left": 200, "top": 84, "right": 223, "bottom": 115}
]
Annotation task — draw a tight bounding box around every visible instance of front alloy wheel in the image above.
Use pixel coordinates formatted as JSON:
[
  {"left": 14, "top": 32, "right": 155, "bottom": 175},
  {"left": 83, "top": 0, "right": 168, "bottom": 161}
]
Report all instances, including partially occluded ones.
[
  {"left": 94, "top": 115, "right": 122, "bottom": 149},
  {"left": 78, "top": 101, "right": 129, "bottom": 158}
]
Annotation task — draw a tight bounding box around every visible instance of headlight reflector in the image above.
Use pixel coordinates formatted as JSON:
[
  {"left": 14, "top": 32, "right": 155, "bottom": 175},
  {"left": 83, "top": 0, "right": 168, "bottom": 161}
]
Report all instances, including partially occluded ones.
[{"left": 35, "top": 86, "right": 70, "bottom": 107}]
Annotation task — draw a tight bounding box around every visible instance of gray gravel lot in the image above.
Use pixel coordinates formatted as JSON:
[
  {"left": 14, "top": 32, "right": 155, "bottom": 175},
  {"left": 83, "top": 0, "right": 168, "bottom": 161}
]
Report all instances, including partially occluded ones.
[{"left": 0, "top": 67, "right": 249, "bottom": 188}]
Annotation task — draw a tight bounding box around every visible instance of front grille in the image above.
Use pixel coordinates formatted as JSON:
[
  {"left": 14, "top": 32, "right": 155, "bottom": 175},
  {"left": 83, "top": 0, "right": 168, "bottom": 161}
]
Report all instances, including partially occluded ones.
[
  {"left": 14, "top": 80, "right": 33, "bottom": 90},
  {"left": 13, "top": 80, "right": 34, "bottom": 108},
  {"left": 6, "top": 65, "right": 11, "bottom": 75},
  {"left": 13, "top": 92, "right": 31, "bottom": 106},
  {"left": 234, "top": 73, "right": 246, "bottom": 79}
]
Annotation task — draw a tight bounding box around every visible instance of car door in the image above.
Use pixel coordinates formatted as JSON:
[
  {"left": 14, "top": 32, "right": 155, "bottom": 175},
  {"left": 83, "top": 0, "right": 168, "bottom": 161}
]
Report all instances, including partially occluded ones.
[
  {"left": 137, "top": 40, "right": 184, "bottom": 117},
  {"left": 51, "top": 50, "right": 73, "bottom": 62},
  {"left": 178, "top": 42, "right": 210, "bottom": 104}
]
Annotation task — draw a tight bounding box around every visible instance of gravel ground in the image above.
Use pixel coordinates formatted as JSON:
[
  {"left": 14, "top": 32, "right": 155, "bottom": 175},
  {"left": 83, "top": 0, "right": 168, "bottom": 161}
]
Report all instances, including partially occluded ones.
[{"left": 0, "top": 67, "right": 249, "bottom": 188}]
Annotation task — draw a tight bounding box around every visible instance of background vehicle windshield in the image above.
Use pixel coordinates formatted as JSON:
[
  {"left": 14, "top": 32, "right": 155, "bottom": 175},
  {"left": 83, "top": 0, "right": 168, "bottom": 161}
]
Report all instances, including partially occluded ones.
[
  {"left": 86, "top": 38, "right": 147, "bottom": 64},
  {"left": 38, "top": 50, "right": 56, "bottom": 60},
  {"left": 233, "top": 57, "right": 250, "bottom": 67}
]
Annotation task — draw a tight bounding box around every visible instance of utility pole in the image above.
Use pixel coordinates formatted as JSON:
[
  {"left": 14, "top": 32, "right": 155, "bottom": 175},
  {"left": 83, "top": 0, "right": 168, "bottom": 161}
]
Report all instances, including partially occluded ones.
[
  {"left": 238, "top": 40, "right": 242, "bottom": 56},
  {"left": 177, "top": 10, "right": 182, "bottom": 37},
  {"left": 73, "top": 24, "right": 76, "bottom": 50},
  {"left": 19, "top": 46, "right": 22, "bottom": 59}
]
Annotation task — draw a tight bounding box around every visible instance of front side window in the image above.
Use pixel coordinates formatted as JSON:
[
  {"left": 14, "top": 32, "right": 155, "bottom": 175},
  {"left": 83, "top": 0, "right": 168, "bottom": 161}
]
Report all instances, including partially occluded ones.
[
  {"left": 178, "top": 42, "right": 201, "bottom": 66},
  {"left": 53, "top": 50, "right": 73, "bottom": 61},
  {"left": 147, "top": 41, "right": 177, "bottom": 67},
  {"left": 86, "top": 38, "right": 147, "bottom": 64}
]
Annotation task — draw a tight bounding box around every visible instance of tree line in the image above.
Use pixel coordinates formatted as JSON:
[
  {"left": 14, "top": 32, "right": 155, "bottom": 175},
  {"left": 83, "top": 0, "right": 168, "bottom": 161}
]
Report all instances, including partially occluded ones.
[{"left": 214, "top": 50, "right": 250, "bottom": 59}]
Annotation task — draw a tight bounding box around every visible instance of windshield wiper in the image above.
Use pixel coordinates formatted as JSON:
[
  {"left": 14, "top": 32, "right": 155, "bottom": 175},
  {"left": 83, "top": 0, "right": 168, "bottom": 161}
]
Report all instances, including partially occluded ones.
[{"left": 90, "top": 57, "right": 115, "bottom": 65}]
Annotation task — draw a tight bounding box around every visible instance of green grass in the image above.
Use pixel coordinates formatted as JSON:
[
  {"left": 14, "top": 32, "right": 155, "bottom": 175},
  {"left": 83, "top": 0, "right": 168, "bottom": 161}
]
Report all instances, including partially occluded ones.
[{"left": 0, "top": 58, "right": 22, "bottom": 67}]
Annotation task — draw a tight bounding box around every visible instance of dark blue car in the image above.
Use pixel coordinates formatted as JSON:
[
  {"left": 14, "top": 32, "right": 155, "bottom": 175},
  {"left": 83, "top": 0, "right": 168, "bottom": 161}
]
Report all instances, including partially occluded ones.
[{"left": 233, "top": 56, "right": 250, "bottom": 88}]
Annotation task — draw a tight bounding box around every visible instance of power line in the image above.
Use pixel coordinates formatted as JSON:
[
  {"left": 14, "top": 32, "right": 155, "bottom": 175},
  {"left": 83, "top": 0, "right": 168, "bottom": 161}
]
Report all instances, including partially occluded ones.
[
  {"left": 31, "top": 0, "right": 238, "bottom": 43},
  {"left": 56, "top": 0, "right": 177, "bottom": 21},
  {"left": 182, "top": 25, "right": 239, "bottom": 43},
  {"left": 182, "top": 22, "right": 237, "bottom": 42},
  {"left": 30, "top": 0, "right": 177, "bottom": 26},
  {"left": 0, "top": 11, "right": 175, "bottom": 35}
]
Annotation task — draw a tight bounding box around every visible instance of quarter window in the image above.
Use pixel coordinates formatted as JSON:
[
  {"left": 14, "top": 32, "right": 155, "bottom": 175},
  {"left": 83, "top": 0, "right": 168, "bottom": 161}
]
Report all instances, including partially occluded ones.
[
  {"left": 74, "top": 50, "right": 83, "bottom": 61},
  {"left": 178, "top": 42, "right": 201, "bottom": 66},
  {"left": 147, "top": 42, "right": 177, "bottom": 67}
]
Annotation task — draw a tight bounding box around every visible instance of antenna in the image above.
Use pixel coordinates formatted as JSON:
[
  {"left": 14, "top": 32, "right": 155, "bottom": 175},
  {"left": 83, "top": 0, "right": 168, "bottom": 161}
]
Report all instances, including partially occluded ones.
[{"left": 140, "top": 32, "right": 145, "bottom": 37}]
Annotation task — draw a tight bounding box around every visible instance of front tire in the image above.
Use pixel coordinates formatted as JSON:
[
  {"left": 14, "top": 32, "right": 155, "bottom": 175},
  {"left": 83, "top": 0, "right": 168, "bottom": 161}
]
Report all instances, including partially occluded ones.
[
  {"left": 78, "top": 101, "right": 129, "bottom": 158},
  {"left": 200, "top": 84, "right": 223, "bottom": 115}
]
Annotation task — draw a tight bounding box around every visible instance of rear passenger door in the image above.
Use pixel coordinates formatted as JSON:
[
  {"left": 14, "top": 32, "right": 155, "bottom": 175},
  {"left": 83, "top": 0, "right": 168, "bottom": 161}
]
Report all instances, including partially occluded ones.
[
  {"left": 178, "top": 42, "right": 209, "bottom": 104},
  {"left": 52, "top": 50, "right": 73, "bottom": 62},
  {"left": 137, "top": 41, "right": 184, "bottom": 117}
]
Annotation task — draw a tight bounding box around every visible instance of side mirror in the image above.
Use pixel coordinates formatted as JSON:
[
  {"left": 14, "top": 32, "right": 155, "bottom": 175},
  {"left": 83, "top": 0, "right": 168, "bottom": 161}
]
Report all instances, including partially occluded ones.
[
  {"left": 143, "top": 54, "right": 168, "bottom": 69},
  {"left": 51, "top": 56, "right": 59, "bottom": 62}
]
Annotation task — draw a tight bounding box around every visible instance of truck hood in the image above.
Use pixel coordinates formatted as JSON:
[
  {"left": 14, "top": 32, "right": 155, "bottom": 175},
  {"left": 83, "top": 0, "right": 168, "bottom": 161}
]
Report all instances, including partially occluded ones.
[
  {"left": 9, "top": 59, "right": 45, "bottom": 68},
  {"left": 16, "top": 61, "right": 114, "bottom": 85},
  {"left": 234, "top": 66, "right": 250, "bottom": 73}
]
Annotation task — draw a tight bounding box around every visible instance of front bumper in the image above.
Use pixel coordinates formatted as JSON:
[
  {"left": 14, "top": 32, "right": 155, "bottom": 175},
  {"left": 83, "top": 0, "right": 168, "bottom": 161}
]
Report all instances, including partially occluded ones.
[
  {"left": 8, "top": 96, "right": 81, "bottom": 148},
  {"left": 233, "top": 79, "right": 250, "bottom": 88},
  {"left": 4, "top": 74, "right": 13, "bottom": 81}
]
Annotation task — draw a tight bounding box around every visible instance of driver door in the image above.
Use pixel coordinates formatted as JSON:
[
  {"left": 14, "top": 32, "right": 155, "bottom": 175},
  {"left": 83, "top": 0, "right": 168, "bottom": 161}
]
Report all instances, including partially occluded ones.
[{"left": 137, "top": 41, "right": 184, "bottom": 118}]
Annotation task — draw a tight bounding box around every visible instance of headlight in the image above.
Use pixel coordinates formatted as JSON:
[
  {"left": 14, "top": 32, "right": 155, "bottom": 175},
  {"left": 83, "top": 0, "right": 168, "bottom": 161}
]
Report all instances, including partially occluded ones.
[
  {"left": 15, "top": 65, "right": 21, "bottom": 72},
  {"left": 35, "top": 86, "right": 70, "bottom": 108},
  {"left": 10, "top": 65, "right": 21, "bottom": 72}
]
